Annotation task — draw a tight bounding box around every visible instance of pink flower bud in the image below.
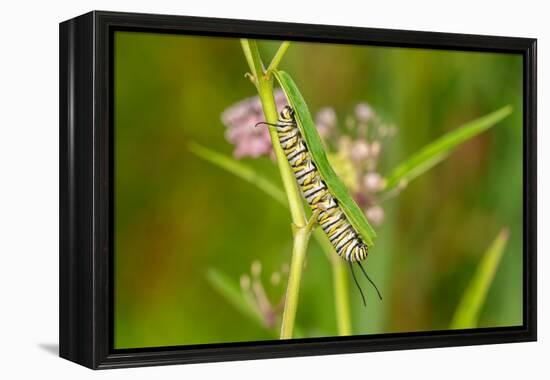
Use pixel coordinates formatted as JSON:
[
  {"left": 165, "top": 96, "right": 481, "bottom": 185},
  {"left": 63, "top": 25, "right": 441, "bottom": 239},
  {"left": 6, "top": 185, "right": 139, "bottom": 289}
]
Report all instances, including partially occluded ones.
[
  {"left": 369, "top": 141, "right": 382, "bottom": 158},
  {"left": 365, "top": 205, "right": 385, "bottom": 225},
  {"left": 355, "top": 102, "right": 374, "bottom": 123},
  {"left": 350, "top": 139, "right": 370, "bottom": 162},
  {"left": 221, "top": 89, "right": 288, "bottom": 159},
  {"left": 363, "top": 172, "right": 383, "bottom": 192}
]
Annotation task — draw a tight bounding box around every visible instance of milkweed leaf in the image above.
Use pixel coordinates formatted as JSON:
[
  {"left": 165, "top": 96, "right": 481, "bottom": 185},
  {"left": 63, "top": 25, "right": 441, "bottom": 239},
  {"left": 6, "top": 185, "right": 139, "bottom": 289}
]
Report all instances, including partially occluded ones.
[
  {"left": 383, "top": 105, "right": 513, "bottom": 190},
  {"left": 189, "top": 143, "right": 339, "bottom": 263},
  {"left": 188, "top": 142, "right": 286, "bottom": 205},
  {"left": 273, "top": 70, "right": 377, "bottom": 247}
]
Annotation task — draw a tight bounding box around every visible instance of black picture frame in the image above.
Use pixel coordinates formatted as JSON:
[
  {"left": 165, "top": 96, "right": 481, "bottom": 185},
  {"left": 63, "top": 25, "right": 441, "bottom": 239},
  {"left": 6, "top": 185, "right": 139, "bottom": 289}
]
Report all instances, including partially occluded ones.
[{"left": 59, "top": 10, "right": 537, "bottom": 369}]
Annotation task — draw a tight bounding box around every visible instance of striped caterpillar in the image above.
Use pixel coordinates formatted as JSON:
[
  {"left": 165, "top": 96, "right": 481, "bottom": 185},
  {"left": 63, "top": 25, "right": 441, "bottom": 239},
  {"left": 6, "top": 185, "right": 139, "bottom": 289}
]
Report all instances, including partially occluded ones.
[{"left": 257, "top": 105, "right": 381, "bottom": 305}]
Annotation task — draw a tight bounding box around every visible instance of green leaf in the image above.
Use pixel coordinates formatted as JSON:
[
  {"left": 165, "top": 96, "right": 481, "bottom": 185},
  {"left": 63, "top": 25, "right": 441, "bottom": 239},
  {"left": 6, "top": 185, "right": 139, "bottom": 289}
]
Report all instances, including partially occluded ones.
[
  {"left": 267, "top": 42, "right": 291, "bottom": 73},
  {"left": 206, "top": 268, "right": 265, "bottom": 327},
  {"left": 450, "top": 228, "right": 510, "bottom": 329},
  {"left": 396, "top": 151, "right": 450, "bottom": 187},
  {"left": 188, "top": 142, "right": 287, "bottom": 205},
  {"left": 189, "top": 143, "right": 341, "bottom": 262},
  {"left": 273, "top": 70, "right": 377, "bottom": 247},
  {"left": 383, "top": 105, "right": 513, "bottom": 190}
]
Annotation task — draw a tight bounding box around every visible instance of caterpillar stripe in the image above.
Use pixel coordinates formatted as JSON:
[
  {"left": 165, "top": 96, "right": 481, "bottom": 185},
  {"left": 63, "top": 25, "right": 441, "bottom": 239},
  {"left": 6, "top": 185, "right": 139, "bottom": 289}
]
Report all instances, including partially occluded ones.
[
  {"left": 274, "top": 106, "right": 369, "bottom": 263},
  {"left": 256, "top": 105, "right": 382, "bottom": 305}
]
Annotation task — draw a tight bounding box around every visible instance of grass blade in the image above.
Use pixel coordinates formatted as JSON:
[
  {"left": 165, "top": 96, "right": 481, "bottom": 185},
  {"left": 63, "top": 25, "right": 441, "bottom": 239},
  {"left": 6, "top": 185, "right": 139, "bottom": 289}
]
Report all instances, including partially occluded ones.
[
  {"left": 188, "top": 142, "right": 286, "bottom": 205},
  {"left": 450, "top": 228, "right": 510, "bottom": 329},
  {"left": 273, "top": 70, "right": 377, "bottom": 247},
  {"left": 383, "top": 105, "right": 513, "bottom": 190}
]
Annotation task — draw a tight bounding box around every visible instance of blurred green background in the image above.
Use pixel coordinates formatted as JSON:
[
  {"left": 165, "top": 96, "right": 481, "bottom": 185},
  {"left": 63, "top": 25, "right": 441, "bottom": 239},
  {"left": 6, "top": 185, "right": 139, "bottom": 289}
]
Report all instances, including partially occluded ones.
[{"left": 114, "top": 31, "right": 523, "bottom": 349}]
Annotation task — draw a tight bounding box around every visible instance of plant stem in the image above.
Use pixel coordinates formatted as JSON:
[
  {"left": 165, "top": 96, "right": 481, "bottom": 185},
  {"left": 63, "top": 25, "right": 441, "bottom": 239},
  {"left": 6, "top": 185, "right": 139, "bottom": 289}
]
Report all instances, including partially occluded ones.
[
  {"left": 258, "top": 80, "right": 307, "bottom": 225},
  {"left": 241, "top": 39, "right": 309, "bottom": 339},
  {"left": 243, "top": 40, "right": 306, "bottom": 227},
  {"left": 267, "top": 42, "right": 291, "bottom": 73},
  {"left": 314, "top": 229, "right": 352, "bottom": 335},
  {"left": 332, "top": 258, "right": 352, "bottom": 335},
  {"left": 194, "top": 141, "right": 353, "bottom": 336},
  {"left": 280, "top": 214, "right": 318, "bottom": 338}
]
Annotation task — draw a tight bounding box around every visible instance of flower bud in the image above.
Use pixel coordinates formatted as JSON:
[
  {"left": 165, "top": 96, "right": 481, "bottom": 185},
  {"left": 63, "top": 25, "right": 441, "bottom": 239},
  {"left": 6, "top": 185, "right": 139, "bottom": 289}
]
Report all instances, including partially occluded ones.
[
  {"left": 369, "top": 140, "right": 381, "bottom": 158},
  {"left": 316, "top": 107, "right": 337, "bottom": 128},
  {"left": 240, "top": 274, "right": 251, "bottom": 290},
  {"left": 355, "top": 102, "right": 374, "bottom": 123},
  {"left": 251, "top": 260, "right": 262, "bottom": 278},
  {"left": 350, "top": 139, "right": 370, "bottom": 162},
  {"left": 363, "top": 172, "right": 383, "bottom": 192},
  {"left": 365, "top": 205, "right": 385, "bottom": 225}
]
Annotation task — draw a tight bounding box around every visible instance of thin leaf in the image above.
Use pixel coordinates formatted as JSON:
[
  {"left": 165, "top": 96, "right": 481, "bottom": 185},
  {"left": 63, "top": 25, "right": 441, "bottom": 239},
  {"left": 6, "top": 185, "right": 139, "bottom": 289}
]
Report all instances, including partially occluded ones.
[
  {"left": 273, "top": 70, "right": 377, "bottom": 247},
  {"left": 206, "top": 268, "right": 264, "bottom": 327},
  {"left": 383, "top": 105, "right": 513, "bottom": 190},
  {"left": 267, "top": 42, "right": 291, "bottom": 73},
  {"left": 397, "top": 151, "right": 450, "bottom": 188},
  {"left": 190, "top": 143, "right": 341, "bottom": 262},
  {"left": 450, "top": 228, "right": 510, "bottom": 329},
  {"left": 188, "top": 142, "right": 287, "bottom": 205}
]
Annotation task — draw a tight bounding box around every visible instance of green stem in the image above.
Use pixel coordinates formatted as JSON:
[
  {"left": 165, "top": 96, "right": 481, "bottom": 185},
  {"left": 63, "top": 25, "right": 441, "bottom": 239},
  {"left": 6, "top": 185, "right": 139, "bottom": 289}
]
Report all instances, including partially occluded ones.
[
  {"left": 267, "top": 42, "right": 291, "bottom": 74},
  {"left": 240, "top": 40, "right": 261, "bottom": 83},
  {"left": 314, "top": 229, "right": 352, "bottom": 335},
  {"left": 332, "top": 258, "right": 352, "bottom": 335},
  {"left": 280, "top": 215, "right": 317, "bottom": 338},
  {"left": 241, "top": 40, "right": 309, "bottom": 339},
  {"left": 243, "top": 40, "right": 306, "bottom": 227},
  {"left": 258, "top": 81, "right": 306, "bottom": 226}
]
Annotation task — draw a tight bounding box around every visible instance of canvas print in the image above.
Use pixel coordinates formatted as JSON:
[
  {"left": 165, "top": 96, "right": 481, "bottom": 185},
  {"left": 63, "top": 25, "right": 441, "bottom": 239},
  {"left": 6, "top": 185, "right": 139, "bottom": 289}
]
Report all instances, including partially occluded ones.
[{"left": 114, "top": 32, "right": 523, "bottom": 349}]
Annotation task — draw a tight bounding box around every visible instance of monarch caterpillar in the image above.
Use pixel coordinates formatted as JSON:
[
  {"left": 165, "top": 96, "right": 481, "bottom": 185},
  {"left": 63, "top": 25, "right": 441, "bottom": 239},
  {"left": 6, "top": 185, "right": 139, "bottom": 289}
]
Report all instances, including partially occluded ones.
[{"left": 257, "top": 105, "right": 382, "bottom": 305}]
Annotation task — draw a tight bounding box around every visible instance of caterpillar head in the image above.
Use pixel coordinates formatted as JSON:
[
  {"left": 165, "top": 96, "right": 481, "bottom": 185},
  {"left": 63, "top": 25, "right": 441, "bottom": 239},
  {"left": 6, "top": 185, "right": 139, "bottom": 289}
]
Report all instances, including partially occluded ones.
[{"left": 280, "top": 106, "right": 294, "bottom": 121}]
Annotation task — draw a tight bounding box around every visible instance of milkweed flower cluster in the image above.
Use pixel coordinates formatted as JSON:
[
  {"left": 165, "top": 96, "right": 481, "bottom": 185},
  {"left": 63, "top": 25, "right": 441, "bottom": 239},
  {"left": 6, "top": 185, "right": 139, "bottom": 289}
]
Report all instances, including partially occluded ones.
[
  {"left": 239, "top": 260, "right": 288, "bottom": 328},
  {"left": 221, "top": 94, "right": 396, "bottom": 226},
  {"left": 221, "top": 89, "right": 288, "bottom": 159},
  {"left": 318, "top": 102, "right": 397, "bottom": 226}
]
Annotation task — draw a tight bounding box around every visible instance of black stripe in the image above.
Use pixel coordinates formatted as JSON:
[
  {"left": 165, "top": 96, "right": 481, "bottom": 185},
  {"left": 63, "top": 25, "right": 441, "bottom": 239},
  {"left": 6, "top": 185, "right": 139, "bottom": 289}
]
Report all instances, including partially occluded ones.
[
  {"left": 277, "top": 120, "right": 296, "bottom": 127},
  {"left": 306, "top": 190, "right": 327, "bottom": 204},
  {"left": 290, "top": 159, "right": 302, "bottom": 169},
  {"left": 289, "top": 154, "right": 306, "bottom": 167},
  {"left": 304, "top": 184, "right": 326, "bottom": 198},
  {"left": 322, "top": 214, "right": 343, "bottom": 230},
  {"left": 280, "top": 131, "right": 299, "bottom": 143},
  {"left": 329, "top": 225, "right": 351, "bottom": 243},
  {"left": 346, "top": 240, "right": 360, "bottom": 259},
  {"left": 336, "top": 235, "right": 355, "bottom": 252},
  {"left": 296, "top": 166, "right": 316, "bottom": 181},
  {"left": 332, "top": 230, "right": 352, "bottom": 248},
  {"left": 319, "top": 204, "right": 338, "bottom": 219},
  {"left": 287, "top": 148, "right": 306, "bottom": 161}
]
